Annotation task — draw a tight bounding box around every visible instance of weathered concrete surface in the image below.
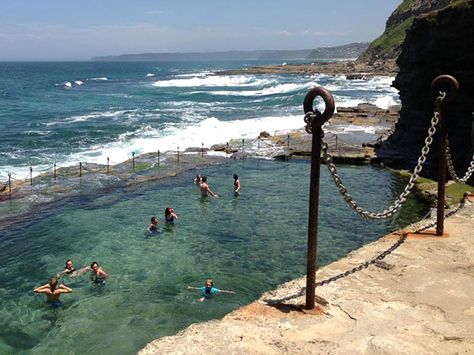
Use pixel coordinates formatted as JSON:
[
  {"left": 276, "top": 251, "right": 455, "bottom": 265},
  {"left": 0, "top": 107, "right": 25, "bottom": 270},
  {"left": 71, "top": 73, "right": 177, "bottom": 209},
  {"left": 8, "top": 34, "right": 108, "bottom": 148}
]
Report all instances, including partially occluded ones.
[{"left": 140, "top": 202, "right": 474, "bottom": 354}]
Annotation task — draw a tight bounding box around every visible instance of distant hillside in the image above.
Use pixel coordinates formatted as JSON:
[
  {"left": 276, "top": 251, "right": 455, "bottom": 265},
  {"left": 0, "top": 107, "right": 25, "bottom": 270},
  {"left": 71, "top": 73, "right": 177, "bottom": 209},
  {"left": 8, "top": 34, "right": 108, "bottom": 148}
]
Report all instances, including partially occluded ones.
[
  {"left": 359, "top": 0, "right": 456, "bottom": 64},
  {"left": 91, "top": 43, "right": 369, "bottom": 62}
]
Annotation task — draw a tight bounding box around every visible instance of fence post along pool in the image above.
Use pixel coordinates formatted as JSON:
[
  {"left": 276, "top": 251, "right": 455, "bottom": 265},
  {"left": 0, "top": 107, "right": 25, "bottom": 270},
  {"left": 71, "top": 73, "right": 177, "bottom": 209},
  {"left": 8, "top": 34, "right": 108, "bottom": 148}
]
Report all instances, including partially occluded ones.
[{"left": 302, "top": 87, "right": 335, "bottom": 310}]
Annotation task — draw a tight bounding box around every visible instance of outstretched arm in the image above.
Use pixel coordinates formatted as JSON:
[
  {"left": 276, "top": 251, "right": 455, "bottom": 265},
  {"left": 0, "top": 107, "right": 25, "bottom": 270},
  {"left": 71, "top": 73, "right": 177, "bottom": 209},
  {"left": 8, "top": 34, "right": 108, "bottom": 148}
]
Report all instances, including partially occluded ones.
[
  {"left": 187, "top": 286, "right": 200, "bottom": 290},
  {"left": 208, "top": 187, "right": 218, "bottom": 197},
  {"left": 219, "top": 289, "right": 235, "bottom": 294}
]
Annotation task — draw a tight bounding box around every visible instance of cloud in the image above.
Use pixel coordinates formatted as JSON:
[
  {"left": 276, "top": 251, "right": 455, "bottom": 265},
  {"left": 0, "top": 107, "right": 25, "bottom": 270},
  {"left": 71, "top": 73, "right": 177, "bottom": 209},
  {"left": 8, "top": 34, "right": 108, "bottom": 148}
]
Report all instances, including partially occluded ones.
[
  {"left": 146, "top": 10, "right": 163, "bottom": 15},
  {"left": 278, "top": 30, "right": 293, "bottom": 37}
]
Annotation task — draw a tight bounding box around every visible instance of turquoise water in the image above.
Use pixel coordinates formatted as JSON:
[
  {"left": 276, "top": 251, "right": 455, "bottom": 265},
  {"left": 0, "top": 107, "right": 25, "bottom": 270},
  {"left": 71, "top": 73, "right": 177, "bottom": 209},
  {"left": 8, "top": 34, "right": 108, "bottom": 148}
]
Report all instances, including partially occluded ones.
[{"left": 0, "top": 159, "right": 426, "bottom": 354}]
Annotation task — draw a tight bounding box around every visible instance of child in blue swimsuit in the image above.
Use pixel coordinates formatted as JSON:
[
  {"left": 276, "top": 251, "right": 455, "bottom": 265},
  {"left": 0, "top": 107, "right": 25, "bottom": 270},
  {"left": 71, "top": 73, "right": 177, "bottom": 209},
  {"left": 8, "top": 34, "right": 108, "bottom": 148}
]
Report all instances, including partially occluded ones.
[{"left": 187, "top": 279, "right": 235, "bottom": 302}]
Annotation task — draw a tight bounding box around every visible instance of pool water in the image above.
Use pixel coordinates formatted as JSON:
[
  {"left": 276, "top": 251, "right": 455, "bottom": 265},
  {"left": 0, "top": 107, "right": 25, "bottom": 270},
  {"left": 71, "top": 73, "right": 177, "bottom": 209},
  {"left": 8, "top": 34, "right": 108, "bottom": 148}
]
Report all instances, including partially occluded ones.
[{"left": 0, "top": 159, "right": 426, "bottom": 354}]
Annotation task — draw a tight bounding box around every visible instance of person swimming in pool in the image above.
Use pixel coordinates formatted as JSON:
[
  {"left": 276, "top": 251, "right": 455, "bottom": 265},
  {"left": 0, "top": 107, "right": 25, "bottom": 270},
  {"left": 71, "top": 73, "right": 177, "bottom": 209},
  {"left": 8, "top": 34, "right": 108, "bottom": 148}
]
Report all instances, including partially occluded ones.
[
  {"left": 164, "top": 207, "right": 178, "bottom": 223},
  {"left": 194, "top": 174, "right": 202, "bottom": 185},
  {"left": 147, "top": 216, "right": 159, "bottom": 232},
  {"left": 199, "top": 176, "right": 218, "bottom": 197},
  {"left": 33, "top": 277, "right": 72, "bottom": 308},
  {"left": 57, "top": 259, "right": 90, "bottom": 278},
  {"left": 233, "top": 174, "right": 241, "bottom": 196},
  {"left": 187, "top": 279, "right": 235, "bottom": 302},
  {"left": 90, "top": 262, "right": 108, "bottom": 285}
]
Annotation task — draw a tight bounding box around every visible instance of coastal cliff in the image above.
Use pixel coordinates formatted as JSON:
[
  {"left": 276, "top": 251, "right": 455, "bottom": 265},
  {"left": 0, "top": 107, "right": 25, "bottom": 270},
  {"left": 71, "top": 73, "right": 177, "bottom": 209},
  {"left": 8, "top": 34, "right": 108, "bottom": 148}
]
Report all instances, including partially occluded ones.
[{"left": 377, "top": 0, "right": 474, "bottom": 183}]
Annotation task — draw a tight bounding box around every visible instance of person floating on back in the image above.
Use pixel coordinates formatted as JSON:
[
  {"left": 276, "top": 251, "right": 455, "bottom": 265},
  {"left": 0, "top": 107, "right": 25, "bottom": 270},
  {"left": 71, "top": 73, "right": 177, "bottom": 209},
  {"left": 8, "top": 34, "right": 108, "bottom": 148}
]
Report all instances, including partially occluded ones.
[
  {"left": 233, "top": 174, "right": 241, "bottom": 196},
  {"left": 199, "top": 176, "right": 218, "bottom": 197},
  {"left": 147, "top": 216, "right": 159, "bottom": 232},
  {"left": 164, "top": 207, "right": 178, "bottom": 223},
  {"left": 90, "top": 262, "right": 108, "bottom": 285},
  {"left": 187, "top": 279, "right": 235, "bottom": 302},
  {"left": 33, "top": 277, "right": 72, "bottom": 308}
]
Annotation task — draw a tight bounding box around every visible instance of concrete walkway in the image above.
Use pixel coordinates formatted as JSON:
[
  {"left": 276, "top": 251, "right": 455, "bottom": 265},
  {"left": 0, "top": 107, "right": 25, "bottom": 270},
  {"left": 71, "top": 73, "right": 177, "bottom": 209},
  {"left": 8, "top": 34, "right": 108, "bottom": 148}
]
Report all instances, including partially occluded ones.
[{"left": 140, "top": 203, "right": 474, "bottom": 354}]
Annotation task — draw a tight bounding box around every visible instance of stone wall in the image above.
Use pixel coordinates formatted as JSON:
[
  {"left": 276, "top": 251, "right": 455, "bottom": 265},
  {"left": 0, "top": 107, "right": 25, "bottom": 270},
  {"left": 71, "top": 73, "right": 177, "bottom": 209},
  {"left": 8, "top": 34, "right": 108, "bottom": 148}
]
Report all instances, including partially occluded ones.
[{"left": 377, "top": 1, "right": 474, "bottom": 183}]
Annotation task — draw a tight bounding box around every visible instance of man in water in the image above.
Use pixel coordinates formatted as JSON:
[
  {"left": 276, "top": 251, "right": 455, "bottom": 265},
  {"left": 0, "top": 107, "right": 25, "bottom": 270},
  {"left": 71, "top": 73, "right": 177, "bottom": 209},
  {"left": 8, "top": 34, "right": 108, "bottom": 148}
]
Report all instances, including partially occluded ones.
[
  {"left": 33, "top": 277, "right": 72, "bottom": 308},
  {"left": 57, "top": 259, "right": 90, "bottom": 278},
  {"left": 199, "top": 176, "right": 218, "bottom": 197},
  {"left": 90, "top": 262, "right": 108, "bottom": 285},
  {"left": 188, "top": 279, "right": 234, "bottom": 302},
  {"left": 147, "top": 216, "right": 159, "bottom": 232}
]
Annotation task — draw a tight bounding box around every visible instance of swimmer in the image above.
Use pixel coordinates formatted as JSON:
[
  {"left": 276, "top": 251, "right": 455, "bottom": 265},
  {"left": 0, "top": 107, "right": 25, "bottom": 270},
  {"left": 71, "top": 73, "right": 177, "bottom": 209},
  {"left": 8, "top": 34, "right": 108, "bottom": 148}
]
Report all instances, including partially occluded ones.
[
  {"left": 33, "top": 277, "right": 72, "bottom": 308},
  {"left": 57, "top": 259, "right": 89, "bottom": 278},
  {"left": 187, "top": 279, "right": 235, "bottom": 302},
  {"left": 233, "top": 174, "right": 241, "bottom": 196},
  {"left": 164, "top": 207, "right": 178, "bottom": 223},
  {"left": 199, "top": 176, "right": 218, "bottom": 197},
  {"left": 194, "top": 174, "right": 202, "bottom": 185},
  {"left": 90, "top": 262, "right": 108, "bottom": 285},
  {"left": 148, "top": 216, "right": 159, "bottom": 232}
]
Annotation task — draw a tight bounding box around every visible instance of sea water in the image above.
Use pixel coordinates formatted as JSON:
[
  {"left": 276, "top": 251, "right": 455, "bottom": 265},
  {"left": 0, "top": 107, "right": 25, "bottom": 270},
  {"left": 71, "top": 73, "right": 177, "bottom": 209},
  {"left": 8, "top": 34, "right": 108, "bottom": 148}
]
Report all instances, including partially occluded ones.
[
  {"left": 0, "top": 61, "right": 399, "bottom": 181},
  {"left": 0, "top": 159, "right": 426, "bottom": 354}
]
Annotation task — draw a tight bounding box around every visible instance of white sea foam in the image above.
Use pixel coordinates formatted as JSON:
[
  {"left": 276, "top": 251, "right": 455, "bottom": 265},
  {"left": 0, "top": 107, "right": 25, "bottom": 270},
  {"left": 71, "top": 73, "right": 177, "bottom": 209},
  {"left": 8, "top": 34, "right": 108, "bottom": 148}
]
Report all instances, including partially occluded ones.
[
  {"left": 210, "top": 82, "right": 315, "bottom": 97},
  {"left": 64, "top": 81, "right": 72, "bottom": 88},
  {"left": 44, "top": 110, "right": 139, "bottom": 126},
  {"left": 153, "top": 75, "right": 273, "bottom": 88},
  {"left": 325, "top": 124, "right": 386, "bottom": 135},
  {"left": 374, "top": 95, "right": 400, "bottom": 109},
  {"left": 74, "top": 80, "right": 84, "bottom": 86},
  {"left": 146, "top": 73, "right": 155, "bottom": 77},
  {"left": 89, "top": 77, "right": 109, "bottom": 81}
]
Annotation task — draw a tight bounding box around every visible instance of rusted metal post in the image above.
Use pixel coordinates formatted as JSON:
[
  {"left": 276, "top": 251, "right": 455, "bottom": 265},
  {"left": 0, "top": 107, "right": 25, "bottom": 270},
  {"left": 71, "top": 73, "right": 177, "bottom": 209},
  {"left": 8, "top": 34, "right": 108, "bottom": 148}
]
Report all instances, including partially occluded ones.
[
  {"left": 8, "top": 173, "right": 11, "bottom": 195},
  {"left": 242, "top": 139, "right": 245, "bottom": 159},
  {"left": 132, "top": 152, "right": 135, "bottom": 171},
  {"left": 335, "top": 135, "right": 338, "bottom": 150},
  {"left": 79, "top": 162, "right": 82, "bottom": 178},
  {"left": 201, "top": 142, "right": 204, "bottom": 157},
  {"left": 287, "top": 134, "right": 290, "bottom": 150},
  {"left": 226, "top": 142, "right": 229, "bottom": 158},
  {"left": 107, "top": 157, "right": 110, "bottom": 175},
  {"left": 303, "top": 87, "right": 335, "bottom": 309},
  {"left": 258, "top": 137, "right": 260, "bottom": 149},
  {"left": 54, "top": 163, "right": 57, "bottom": 180},
  {"left": 177, "top": 146, "right": 180, "bottom": 164},
  {"left": 431, "top": 75, "right": 459, "bottom": 236},
  {"left": 30, "top": 167, "right": 33, "bottom": 186},
  {"left": 157, "top": 150, "right": 160, "bottom": 167}
]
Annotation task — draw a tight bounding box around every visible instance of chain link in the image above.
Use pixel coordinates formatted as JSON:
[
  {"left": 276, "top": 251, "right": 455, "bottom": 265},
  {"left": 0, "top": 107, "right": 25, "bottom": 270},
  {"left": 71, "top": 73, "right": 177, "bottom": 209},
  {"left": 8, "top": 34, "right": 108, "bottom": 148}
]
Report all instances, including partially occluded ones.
[
  {"left": 446, "top": 141, "right": 474, "bottom": 183},
  {"left": 321, "top": 92, "right": 446, "bottom": 219}
]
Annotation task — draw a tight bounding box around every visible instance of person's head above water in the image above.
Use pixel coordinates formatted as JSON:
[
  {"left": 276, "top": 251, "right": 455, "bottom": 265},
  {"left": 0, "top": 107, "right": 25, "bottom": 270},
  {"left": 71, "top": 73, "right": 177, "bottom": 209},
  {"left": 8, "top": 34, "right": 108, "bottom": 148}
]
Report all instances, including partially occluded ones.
[
  {"left": 201, "top": 176, "right": 207, "bottom": 183},
  {"left": 233, "top": 174, "right": 238, "bottom": 180},
  {"left": 165, "top": 207, "right": 174, "bottom": 215},
  {"left": 49, "top": 277, "right": 58, "bottom": 290},
  {"left": 65, "top": 259, "right": 74, "bottom": 270},
  {"left": 90, "top": 262, "right": 99, "bottom": 271},
  {"left": 150, "top": 216, "right": 158, "bottom": 224}
]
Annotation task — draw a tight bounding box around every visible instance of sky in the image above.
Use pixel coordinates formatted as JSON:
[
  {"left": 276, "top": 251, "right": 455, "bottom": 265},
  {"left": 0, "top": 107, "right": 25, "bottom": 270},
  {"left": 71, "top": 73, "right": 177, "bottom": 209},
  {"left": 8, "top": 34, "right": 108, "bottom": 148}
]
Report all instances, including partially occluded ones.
[{"left": 0, "top": 0, "right": 402, "bottom": 61}]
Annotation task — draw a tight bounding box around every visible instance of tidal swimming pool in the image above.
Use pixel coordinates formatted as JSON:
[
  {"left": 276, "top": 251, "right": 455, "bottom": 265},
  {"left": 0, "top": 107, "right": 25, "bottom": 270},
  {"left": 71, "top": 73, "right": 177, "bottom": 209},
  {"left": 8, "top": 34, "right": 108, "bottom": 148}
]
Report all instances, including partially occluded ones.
[{"left": 0, "top": 159, "right": 426, "bottom": 354}]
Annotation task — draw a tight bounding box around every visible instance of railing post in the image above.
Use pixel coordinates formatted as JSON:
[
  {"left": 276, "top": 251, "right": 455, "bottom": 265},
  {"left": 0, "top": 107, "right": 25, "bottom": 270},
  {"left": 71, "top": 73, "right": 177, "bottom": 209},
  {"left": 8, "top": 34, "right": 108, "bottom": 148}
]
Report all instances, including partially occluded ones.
[
  {"left": 79, "top": 162, "right": 82, "bottom": 178},
  {"left": 30, "top": 167, "right": 33, "bottom": 186},
  {"left": 157, "top": 150, "right": 160, "bottom": 167},
  {"left": 242, "top": 139, "right": 245, "bottom": 159},
  {"left": 226, "top": 142, "right": 229, "bottom": 158},
  {"left": 132, "top": 152, "right": 135, "bottom": 171},
  {"left": 431, "top": 75, "right": 459, "bottom": 236},
  {"left": 335, "top": 135, "right": 338, "bottom": 150},
  {"left": 8, "top": 173, "right": 11, "bottom": 195},
  {"left": 303, "top": 87, "right": 335, "bottom": 310},
  {"left": 287, "top": 134, "right": 290, "bottom": 150},
  {"left": 177, "top": 146, "right": 180, "bottom": 164},
  {"left": 107, "top": 157, "right": 110, "bottom": 175},
  {"left": 258, "top": 137, "right": 260, "bottom": 149},
  {"left": 201, "top": 142, "right": 204, "bottom": 157},
  {"left": 54, "top": 163, "right": 57, "bottom": 180}
]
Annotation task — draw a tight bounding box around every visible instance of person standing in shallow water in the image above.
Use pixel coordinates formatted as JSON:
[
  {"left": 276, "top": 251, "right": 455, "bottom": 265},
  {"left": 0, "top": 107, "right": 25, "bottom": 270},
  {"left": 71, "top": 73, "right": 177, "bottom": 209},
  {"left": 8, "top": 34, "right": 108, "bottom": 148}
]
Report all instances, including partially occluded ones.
[
  {"left": 199, "top": 176, "right": 218, "bottom": 197},
  {"left": 233, "top": 174, "right": 240, "bottom": 196},
  {"left": 164, "top": 207, "right": 178, "bottom": 223},
  {"left": 33, "top": 277, "right": 72, "bottom": 308},
  {"left": 90, "top": 262, "right": 108, "bottom": 285}
]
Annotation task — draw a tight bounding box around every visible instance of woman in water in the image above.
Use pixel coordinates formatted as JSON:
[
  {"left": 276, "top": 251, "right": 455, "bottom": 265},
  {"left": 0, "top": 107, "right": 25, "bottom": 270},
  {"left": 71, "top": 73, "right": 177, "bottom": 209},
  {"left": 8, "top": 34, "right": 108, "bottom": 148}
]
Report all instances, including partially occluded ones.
[
  {"left": 33, "top": 277, "right": 72, "bottom": 308},
  {"left": 90, "top": 262, "right": 108, "bottom": 285},
  {"left": 187, "top": 279, "right": 235, "bottom": 302},
  {"left": 164, "top": 207, "right": 178, "bottom": 223},
  {"left": 57, "top": 259, "right": 89, "bottom": 278},
  {"left": 233, "top": 174, "right": 241, "bottom": 196}
]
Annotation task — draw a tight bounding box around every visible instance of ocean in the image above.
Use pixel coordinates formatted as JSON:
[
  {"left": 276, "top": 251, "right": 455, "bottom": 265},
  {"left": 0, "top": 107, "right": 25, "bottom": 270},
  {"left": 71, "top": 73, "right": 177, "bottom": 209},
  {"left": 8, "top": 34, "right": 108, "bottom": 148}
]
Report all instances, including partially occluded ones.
[
  {"left": 0, "top": 61, "right": 417, "bottom": 354},
  {"left": 0, "top": 60, "right": 399, "bottom": 181}
]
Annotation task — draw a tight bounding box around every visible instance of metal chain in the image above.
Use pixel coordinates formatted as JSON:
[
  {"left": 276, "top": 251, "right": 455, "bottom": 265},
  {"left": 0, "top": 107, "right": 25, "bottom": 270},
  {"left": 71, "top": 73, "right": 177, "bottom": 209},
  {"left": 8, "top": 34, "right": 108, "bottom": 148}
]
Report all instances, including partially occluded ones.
[
  {"left": 446, "top": 141, "right": 474, "bottom": 183},
  {"left": 321, "top": 92, "right": 446, "bottom": 219}
]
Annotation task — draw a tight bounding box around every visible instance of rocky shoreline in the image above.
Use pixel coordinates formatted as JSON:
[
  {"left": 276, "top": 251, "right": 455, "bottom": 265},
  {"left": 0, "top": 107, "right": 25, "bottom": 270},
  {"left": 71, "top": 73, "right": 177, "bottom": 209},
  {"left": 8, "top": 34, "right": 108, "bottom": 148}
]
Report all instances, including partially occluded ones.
[
  {"left": 218, "top": 59, "right": 398, "bottom": 77},
  {"left": 140, "top": 202, "right": 474, "bottom": 354}
]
